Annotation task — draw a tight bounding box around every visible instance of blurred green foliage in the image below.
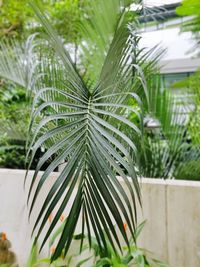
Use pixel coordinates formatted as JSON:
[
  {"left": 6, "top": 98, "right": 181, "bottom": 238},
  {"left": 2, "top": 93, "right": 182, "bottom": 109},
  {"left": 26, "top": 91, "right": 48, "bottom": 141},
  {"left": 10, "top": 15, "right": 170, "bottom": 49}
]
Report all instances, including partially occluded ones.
[
  {"left": 0, "top": 0, "right": 87, "bottom": 42},
  {"left": 0, "top": 0, "right": 32, "bottom": 38},
  {"left": 0, "top": 0, "right": 89, "bottom": 169},
  {"left": 176, "top": 0, "right": 200, "bottom": 16},
  {"left": 172, "top": 71, "right": 200, "bottom": 146},
  {"left": 0, "top": 141, "right": 26, "bottom": 169},
  {"left": 176, "top": 0, "right": 200, "bottom": 55},
  {"left": 0, "top": 85, "right": 29, "bottom": 135},
  {"left": 0, "top": 83, "right": 29, "bottom": 168},
  {"left": 0, "top": 81, "right": 56, "bottom": 169},
  {"left": 184, "top": 72, "right": 200, "bottom": 146},
  {"left": 174, "top": 158, "right": 200, "bottom": 181},
  {"left": 172, "top": 72, "right": 200, "bottom": 180},
  {"left": 175, "top": 1, "right": 200, "bottom": 180}
]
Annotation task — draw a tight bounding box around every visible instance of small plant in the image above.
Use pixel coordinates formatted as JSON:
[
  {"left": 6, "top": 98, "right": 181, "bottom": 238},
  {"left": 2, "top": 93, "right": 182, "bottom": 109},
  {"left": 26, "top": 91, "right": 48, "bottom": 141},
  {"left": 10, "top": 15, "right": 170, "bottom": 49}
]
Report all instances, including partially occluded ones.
[
  {"left": 91, "top": 221, "right": 170, "bottom": 267},
  {"left": 27, "top": 221, "right": 170, "bottom": 267}
]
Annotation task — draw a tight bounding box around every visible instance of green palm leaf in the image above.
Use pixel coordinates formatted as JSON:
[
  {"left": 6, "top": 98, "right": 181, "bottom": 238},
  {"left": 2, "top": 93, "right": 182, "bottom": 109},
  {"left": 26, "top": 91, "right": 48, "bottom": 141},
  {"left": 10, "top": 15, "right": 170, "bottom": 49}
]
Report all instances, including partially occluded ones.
[
  {"left": 0, "top": 1, "right": 162, "bottom": 262},
  {"left": 0, "top": 0, "right": 164, "bottom": 262},
  {"left": 0, "top": 34, "right": 38, "bottom": 90},
  {"left": 24, "top": 1, "right": 146, "bottom": 261},
  {"left": 138, "top": 74, "right": 186, "bottom": 178}
]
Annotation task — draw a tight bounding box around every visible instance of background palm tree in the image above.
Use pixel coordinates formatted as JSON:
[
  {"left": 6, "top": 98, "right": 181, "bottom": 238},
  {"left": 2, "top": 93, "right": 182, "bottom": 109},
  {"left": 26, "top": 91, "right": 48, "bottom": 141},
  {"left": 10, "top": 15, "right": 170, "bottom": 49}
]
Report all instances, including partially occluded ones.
[{"left": 137, "top": 74, "right": 187, "bottom": 179}]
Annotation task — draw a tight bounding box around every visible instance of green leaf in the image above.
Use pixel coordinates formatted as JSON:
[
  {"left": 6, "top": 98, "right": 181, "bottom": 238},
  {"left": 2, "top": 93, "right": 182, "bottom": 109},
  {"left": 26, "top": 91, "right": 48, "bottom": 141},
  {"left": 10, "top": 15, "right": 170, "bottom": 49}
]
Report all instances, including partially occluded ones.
[
  {"left": 76, "top": 256, "right": 93, "bottom": 267},
  {"left": 22, "top": 0, "right": 153, "bottom": 262},
  {"left": 26, "top": 240, "right": 38, "bottom": 267}
]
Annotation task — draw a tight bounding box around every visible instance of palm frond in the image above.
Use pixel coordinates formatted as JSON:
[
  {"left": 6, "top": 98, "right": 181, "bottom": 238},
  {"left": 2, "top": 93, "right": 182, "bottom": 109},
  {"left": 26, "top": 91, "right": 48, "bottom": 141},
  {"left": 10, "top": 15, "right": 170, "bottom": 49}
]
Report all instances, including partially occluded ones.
[
  {"left": 138, "top": 75, "right": 186, "bottom": 178},
  {"left": 24, "top": 1, "right": 147, "bottom": 261},
  {"left": 77, "top": 0, "right": 123, "bottom": 87},
  {"left": 0, "top": 34, "right": 38, "bottom": 90}
]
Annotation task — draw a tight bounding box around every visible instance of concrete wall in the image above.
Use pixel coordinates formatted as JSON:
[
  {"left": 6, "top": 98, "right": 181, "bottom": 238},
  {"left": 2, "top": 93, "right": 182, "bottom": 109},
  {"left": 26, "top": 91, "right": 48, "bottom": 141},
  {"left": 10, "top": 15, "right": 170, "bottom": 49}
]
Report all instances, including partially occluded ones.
[
  {"left": 137, "top": 179, "right": 200, "bottom": 267},
  {"left": 0, "top": 169, "right": 200, "bottom": 267}
]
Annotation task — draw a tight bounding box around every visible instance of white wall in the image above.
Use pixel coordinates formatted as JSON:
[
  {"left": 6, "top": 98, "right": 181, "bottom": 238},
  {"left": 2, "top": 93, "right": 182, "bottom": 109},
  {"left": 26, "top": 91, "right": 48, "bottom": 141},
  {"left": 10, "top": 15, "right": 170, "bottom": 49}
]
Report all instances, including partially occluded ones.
[
  {"left": 0, "top": 169, "right": 200, "bottom": 267},
  {"left": 140, "top": 27, "right": 196, "bottom": 61},
  {"left": 137, "top": 178, "right": 200, "bottom": 267},
  {"left": 140, "top": 26, "right": 200, "bottom": 74}
]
